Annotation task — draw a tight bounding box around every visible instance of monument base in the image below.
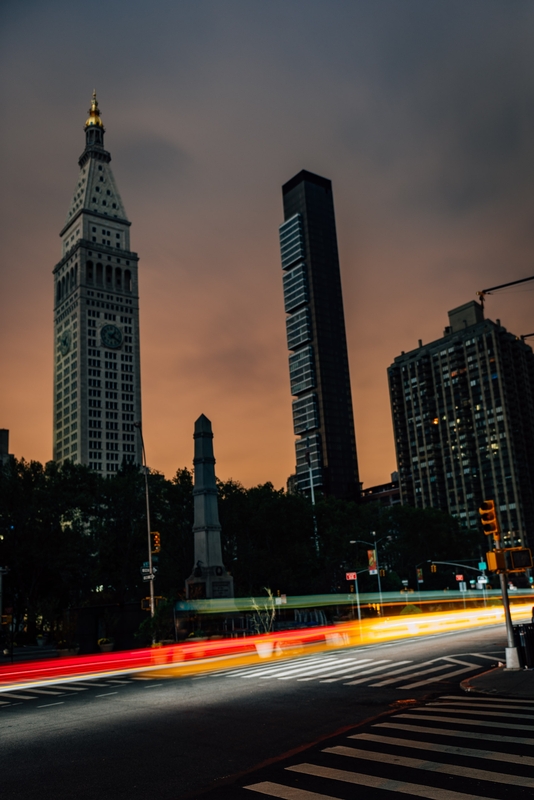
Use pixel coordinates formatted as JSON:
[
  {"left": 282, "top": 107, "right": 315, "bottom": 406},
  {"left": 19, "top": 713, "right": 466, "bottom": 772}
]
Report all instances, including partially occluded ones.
[{"left": 186, "top": 566, "right": 234, "bottom": 600}]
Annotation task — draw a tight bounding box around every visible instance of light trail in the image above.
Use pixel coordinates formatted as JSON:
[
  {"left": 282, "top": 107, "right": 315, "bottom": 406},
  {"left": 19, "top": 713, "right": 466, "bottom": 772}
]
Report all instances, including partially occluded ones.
[{"left": 0, "top": 600, "right": 530, "bottom": 691}]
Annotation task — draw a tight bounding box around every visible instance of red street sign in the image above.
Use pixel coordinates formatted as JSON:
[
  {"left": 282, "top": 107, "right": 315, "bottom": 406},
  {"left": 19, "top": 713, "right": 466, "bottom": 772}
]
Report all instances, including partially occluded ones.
[
  {"left": 455, "top": 574, "right": 464, "bottom": 581},
  {"left": 346, "top": 572, "right": 357, "bottom": 580}
]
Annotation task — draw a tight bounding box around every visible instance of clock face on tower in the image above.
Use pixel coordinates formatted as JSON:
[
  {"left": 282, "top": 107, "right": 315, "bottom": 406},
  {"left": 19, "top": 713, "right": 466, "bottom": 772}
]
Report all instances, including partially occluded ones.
[
  {"left": 59, "top": 329, "right": 72, "bottom": 356},
  {"left": 100, "top": 324, "right": 123, "bottom": 349}
]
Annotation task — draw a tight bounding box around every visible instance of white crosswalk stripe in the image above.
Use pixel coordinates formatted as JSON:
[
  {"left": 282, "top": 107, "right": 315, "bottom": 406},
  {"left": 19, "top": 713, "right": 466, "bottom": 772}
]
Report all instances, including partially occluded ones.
[
  {"left": 224, "top": 651, "right": 502, "bottom": 691},
  {"left": 243, "top": 692, "right": 534, "bottom": 799},
  {"left": 0, "top": 675, "right": 134, "bottom": 706}
]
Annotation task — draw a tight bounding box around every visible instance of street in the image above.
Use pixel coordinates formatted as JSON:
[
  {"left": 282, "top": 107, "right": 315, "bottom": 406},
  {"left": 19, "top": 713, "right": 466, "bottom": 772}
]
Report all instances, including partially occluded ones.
[{"left": 1, "top": 625, "right": 512, "bottom": 799}]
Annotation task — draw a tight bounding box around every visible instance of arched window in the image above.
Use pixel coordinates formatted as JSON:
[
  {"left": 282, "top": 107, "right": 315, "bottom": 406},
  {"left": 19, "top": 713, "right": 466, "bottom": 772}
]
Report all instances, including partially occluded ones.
[
  {"left": 124, "top": 269, "right": 132, "bottom": 292},
  {"left": 56, "top": 281, "right": 61, "bottom": 303},
  {"left": 96, "top": 263, "right": 103, "bottom": 285},
  {"left": 105, "top": 265, "right": 112, "bottom": 287},
  {"left": 87, "top": 261, "right": 94, "bottom": 282},
  {"left": 115, "top": 267, "right": 122, "bottom": 290}
]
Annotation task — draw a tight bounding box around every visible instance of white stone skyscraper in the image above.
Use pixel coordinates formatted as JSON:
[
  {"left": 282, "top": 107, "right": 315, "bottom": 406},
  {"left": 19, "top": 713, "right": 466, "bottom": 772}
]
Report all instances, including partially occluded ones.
[{"left": 53, "top": 92, "right": 142, "bottom": 475}]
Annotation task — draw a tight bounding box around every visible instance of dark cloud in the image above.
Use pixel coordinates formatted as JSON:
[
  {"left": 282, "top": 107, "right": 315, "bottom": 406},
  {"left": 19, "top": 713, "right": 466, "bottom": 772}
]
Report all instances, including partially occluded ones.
[{"left": 1, "top": 0, "right": 534, "bottom": 486}]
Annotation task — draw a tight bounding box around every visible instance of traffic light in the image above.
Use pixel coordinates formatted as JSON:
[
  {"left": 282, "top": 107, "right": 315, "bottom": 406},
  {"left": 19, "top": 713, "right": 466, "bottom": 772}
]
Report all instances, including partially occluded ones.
[
  {"left": 505, "top": 547, "right": 533, "bottom": 572},
  {"left": 486, "top": 547, "right": 533, "bottom": 573},
  {"left": 151, "top": 531, "right": 161, "bottom": 553},
  {"left": 479, "top": 500, "right": 500, "bottom": 538},
  {"left": 379, "top": 568, "right": 386, "bottom": 577},
  {"left": 430, "top": 563, "right": 437, "bottom": 573}
]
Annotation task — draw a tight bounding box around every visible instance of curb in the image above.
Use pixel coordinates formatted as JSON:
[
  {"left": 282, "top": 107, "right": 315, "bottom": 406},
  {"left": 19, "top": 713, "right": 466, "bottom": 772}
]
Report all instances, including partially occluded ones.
[{"left": 460, "top": 665, "right": 503, "bottom": 696}]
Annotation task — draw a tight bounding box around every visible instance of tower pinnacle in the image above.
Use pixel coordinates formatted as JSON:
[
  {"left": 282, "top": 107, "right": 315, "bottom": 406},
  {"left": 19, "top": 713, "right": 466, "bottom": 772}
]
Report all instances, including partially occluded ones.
[{"left": 85, "top": 90, "right": 104, "bottom": 129}]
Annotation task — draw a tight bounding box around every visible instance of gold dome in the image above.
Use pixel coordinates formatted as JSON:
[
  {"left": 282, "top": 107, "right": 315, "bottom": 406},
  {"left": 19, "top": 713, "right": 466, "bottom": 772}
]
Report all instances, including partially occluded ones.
[{"left": 85, "top": 90, "right": 104, "bottom": 128}]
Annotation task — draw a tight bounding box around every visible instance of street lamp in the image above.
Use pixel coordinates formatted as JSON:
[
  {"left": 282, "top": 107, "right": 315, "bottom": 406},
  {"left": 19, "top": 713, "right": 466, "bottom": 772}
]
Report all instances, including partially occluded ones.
[{"left": 134, "top": 422, "right": 155, "bottom": 627}]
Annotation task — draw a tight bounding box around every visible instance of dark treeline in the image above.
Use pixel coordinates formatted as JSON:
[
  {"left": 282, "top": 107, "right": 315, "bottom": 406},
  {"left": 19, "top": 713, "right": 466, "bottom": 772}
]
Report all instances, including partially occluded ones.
[{"left": 0, "top": 458, "right": 483, "bottom": 640}]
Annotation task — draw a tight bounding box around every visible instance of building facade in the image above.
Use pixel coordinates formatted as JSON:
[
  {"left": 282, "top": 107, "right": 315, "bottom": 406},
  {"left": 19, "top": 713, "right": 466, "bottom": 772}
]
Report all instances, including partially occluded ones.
[
  {"left": 388, "top": 301, "right": 534, "bottom": 547},
  {"left": 279, "top": 170, "right": 359, "bottom": 500},
  {"left": 53, "top": 93, "right": 142, "bottom": 475}
]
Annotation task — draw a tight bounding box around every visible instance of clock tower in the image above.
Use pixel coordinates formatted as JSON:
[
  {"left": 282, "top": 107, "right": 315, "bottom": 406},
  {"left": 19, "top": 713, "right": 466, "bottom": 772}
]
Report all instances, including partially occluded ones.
[{"left": 53, "top": 92, "right": 142, "bottom": 475}]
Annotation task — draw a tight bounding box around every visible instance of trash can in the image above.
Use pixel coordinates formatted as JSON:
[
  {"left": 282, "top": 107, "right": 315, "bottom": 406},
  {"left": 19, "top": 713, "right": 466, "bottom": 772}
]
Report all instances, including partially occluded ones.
[{"left": 513, "top": 623, "right": 534, "bottom": 668}]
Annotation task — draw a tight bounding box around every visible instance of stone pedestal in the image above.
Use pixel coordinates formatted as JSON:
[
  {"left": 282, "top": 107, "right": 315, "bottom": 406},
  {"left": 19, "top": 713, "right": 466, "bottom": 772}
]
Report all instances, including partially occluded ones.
[{"left": 185, "top": 415, "right": 234, "bottom": 599}]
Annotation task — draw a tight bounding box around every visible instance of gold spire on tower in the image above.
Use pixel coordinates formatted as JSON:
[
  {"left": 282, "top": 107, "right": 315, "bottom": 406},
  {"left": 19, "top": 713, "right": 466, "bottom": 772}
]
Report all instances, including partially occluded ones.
[{"left": 85, "top": 90, "right": 104, "bottom": 129}]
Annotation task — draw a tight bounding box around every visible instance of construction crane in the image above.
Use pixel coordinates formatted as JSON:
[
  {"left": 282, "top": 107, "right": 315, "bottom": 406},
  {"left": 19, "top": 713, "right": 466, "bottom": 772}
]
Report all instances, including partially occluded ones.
[
  {"left": 476, "top": 275, "right": 534, "bottom": 341},
  {"left": 476, "top": 274, "right": 534, "bottom": 310}
]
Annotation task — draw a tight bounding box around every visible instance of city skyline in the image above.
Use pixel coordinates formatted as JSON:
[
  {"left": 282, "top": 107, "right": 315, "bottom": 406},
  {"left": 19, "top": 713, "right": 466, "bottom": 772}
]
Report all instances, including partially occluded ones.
[{"left": 1, "top": 2, "right": 534, "bottom": 489}]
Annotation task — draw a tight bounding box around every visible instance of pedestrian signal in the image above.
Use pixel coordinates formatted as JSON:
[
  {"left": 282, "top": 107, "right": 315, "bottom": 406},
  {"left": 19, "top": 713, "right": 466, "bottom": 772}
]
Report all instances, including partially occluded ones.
[
  {"left": 151, "top": 531, "right": 161, "bottom": 553},
  {"left": 505, "top": 547, "right": 533, "bottom": 572},
  {"left": 479, "top": 500, "right": 500, "bottom": 538}
]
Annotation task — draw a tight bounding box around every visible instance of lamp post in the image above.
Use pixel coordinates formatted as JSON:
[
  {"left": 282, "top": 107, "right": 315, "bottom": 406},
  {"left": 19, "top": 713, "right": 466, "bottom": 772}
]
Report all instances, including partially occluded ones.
[
  {"left": 134, "top": 422, "right": 155, "bottom": 626},
  {"left": 350, "top": 533, "right": 388, "bottom": 614}
]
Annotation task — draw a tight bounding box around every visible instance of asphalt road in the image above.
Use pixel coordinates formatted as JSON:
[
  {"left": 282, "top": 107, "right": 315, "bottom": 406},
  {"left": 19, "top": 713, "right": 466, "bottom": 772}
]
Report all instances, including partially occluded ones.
[{"left": 1, "top": 625, "right": 506, "bottom": 800}]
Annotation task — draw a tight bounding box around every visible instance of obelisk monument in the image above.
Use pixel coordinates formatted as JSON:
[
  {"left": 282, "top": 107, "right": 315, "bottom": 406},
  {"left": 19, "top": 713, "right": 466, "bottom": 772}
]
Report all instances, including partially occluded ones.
[{"left": 185, "top": 415, "right": 234, "bottom": 599}]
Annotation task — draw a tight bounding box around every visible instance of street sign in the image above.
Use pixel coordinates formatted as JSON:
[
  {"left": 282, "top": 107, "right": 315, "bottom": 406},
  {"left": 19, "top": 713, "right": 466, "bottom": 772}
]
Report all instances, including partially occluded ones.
[
  {"left": 455, "top": 574, "right": 464, "bottom": 581},
  {"left": 143, "top": 574, "right": 155, "bottom": 581},
  {"left": 478, "top": 561, "right": 487, "bottom": 570},
  {"left": 459, "top": 581, "right": 467, "bottom": 592},
  {"left": 346, "top": 572, "right": 357, "bottom": 580},
  {"left": 401, "top": 579, "right": 409, "bottom": 586},
  {"left": 140, "top": 566, "right": 157, "bottom": 574}
]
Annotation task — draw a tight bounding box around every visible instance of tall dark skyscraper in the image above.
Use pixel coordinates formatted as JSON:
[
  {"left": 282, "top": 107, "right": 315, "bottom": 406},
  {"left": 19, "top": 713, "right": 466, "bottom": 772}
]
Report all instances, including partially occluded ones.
[
  {"left": 279, "top": 170, "right": 360, "bottom": 500},
  {"left": 53, "top": 93, "right": 142, "bottom": 475},
  {"left": 388, "top": 300, "right": 534, "bottom": 547}
]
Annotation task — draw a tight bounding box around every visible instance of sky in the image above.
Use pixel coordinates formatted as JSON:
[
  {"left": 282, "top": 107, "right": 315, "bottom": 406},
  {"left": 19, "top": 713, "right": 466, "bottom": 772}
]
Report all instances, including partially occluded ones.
[{"left": 1, "top": 0, "right": 534, "bottom": 489}]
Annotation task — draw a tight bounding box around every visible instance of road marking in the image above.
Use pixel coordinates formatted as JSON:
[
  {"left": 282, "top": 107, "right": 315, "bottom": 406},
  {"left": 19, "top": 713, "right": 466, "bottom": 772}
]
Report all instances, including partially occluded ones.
[
  {"left": 227, "top": 656, "right": 333, "bottom": 678},
  {"left": 286, "top": 763, "right": 491, "bottom": 799},
  {"left": 95, "top": 692, "right": 118, "bottom": 697},
  {"left": 318, "top": 660, "right": 399, "bottom": 683},
  {"left": 67, "top": 681, "right": 110, "bottom": 688},
  {"left": 245, "top": 782, "right": 338, "bottom": 798},
  {"left": 345, "top": 659, "right": 433, "bottom": 686},
  {"left": 430, "top": 700, "right": 534, "bottom": 712},
  {"left": 23, "top": 688, "right": 65, "bottom": 696},
  {"left": 296, "top": 660, "right": 376, "bottom": 682},
  {"left": 399, "top": 665, "right": 479, "bottom": 689},
  {"left": 409, "top": 705, "right": 534, "bottom": 721},
  {"left": 57, "top": 686, "right": 88, "bottom": 692},
  {"left": 371, "top": 663, "right": 452, "bottom": 687},
  {"left": 440, "top": 694, "right": 534, "bottom": 705},
  {"left": 470, "top": 652, "right": 504, "bottom": 661},
  {"left": 37, "top": 702, "right": 65, "bottom": 708},
  {"left": 268, "top": 658, "right": 365, "bottom": 681},
  {"left": 0, "top": 692, "right": 37, "bottom": 700},
  {"left": 375, "top": 720, "right": 534, "bottom": 746},
  {"left": 326, "top": 661, "right": 410, "bottom": 685},
  {"left": 324, "top": 744, "right": 534, "bottom": 788},
  {"left": 106, "top": 679, "right": 132, "bottom": 684},
  {"left": 0, "top": 699, "right": 11, "bottom": 705},
  {"left": 350, "top": 732, "right": 534, "bottom": 766},
  {"left": 397, "top": 712, "right": 534, "bottom": 731},
  {"left": 143, "top": 684, "right": 163, "bottom": 688}
]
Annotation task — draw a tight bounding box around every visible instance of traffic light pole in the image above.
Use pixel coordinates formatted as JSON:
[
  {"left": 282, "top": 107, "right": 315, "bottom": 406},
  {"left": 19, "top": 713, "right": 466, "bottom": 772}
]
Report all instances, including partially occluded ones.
[
  {"left": 135, "top": 422, "right": 155, "bottom": 626},
  {"left": 495, "top": 540, "right": 520, "bottom": 669}
]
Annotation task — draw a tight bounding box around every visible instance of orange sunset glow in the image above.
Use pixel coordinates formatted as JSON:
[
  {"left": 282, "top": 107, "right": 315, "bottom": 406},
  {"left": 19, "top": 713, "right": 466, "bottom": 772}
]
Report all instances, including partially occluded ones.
[{"left": 1, "top": 3, "right": 533, "bottom": 490}]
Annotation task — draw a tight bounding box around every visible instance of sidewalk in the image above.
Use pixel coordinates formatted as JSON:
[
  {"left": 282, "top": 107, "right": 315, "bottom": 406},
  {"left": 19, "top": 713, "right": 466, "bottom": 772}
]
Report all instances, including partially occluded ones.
[{"left": 461, "top": 666, "right": 534, "bottom": 699}]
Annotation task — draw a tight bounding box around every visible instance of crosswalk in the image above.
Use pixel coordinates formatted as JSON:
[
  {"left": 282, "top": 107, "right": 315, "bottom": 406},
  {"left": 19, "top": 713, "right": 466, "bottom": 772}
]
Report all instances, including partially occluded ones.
[
  {"left": 239, "top": 693, "right": 534, "bottom": 799},
  {"left": 0, "top": 676, "right": 137, "bottom": 707},
  {"left": 218, "top": 650, "right": 502, "bottom": 690}
]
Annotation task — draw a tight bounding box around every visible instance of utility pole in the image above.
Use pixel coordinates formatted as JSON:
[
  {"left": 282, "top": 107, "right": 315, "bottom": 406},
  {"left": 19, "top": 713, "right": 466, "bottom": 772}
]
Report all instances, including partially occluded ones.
[
  {"left": 479, "top": 500, "right": 520, "bottom": 669},
  {"left": 134, "top": 422, "right": 155, "bottom": 630}
]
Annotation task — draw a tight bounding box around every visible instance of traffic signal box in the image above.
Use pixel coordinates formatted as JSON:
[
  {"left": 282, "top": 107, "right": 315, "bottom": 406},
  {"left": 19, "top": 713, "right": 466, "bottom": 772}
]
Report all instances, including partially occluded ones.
[
  {"left": 479, "top": 499, "right": 533, "bottom": 573},
  {"left": 486, "top": 547, "right": 533, "bottom": 574},
  {"left": 479, "top": 499, "right": 500, "bottom": 539},
  {"left": 151, "top": 531, "right": 161, "bottom": 554},
  {"left": 430, "top": 563, "right": 437, "bottom": 573}
]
